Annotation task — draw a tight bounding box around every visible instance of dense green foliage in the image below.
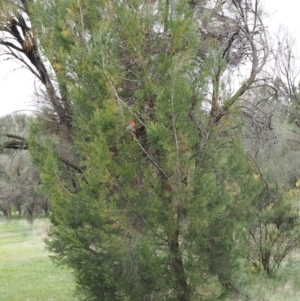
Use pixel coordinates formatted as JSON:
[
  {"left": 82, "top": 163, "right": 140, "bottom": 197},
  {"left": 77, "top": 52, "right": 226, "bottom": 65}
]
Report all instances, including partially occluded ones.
[
  {"left": 2, "top": 0, "right": 300, "bottom": 300},
  {"left": 27, "top": 0, "right": 262, "bottom": 300}
]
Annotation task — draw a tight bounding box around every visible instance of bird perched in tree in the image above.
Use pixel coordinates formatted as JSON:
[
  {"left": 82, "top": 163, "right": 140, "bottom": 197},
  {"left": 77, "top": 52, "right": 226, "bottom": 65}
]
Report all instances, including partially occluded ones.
[{"left": 126, "top": 120, "right": 135, "bottom": 131}]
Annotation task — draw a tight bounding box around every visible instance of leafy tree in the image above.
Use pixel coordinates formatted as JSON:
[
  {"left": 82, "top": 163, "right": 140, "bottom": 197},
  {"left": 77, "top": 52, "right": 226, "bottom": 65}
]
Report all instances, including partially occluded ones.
[
  {"left": 24, "top": 0, "right": 269, "bottom": 300},
  {"left": 0, "top": 0, "right": 279, "bottom": 299},
  {"left": 0, "top": 0, "right": 268, "bottom": 128},
  {"left": 0, "top": 0, "right": 269, "bottom": 188},
  {"left": 246, "top": 184, "right": 300, "bottom": 274},
  {"left": 0, "top": 114, "right": 48, "bottom": 220},
  {"left": 242, "top": 88, "right": 300, "bottom": 274}
]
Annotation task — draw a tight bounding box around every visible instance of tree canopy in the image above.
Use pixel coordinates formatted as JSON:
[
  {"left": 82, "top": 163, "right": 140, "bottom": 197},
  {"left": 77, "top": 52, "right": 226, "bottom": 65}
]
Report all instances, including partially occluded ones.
[{"left": 1, "top": 0, "right": 300, "bottom": 300}]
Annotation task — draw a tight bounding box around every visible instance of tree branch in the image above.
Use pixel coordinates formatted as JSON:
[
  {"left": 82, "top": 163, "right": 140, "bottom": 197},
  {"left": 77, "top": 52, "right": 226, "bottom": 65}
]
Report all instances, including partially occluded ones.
[
  {"left": 0, "top": 135, "right": 82, "bottom": 173},
  {"left": 5, "top": 134, "right": 26, "bottom": 141}
]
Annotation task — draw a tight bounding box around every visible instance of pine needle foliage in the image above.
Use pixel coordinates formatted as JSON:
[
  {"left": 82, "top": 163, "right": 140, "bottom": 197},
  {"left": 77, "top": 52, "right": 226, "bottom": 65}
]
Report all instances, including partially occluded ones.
[{"left": 28, "top": 0, "right": 260, "bottom": 300}]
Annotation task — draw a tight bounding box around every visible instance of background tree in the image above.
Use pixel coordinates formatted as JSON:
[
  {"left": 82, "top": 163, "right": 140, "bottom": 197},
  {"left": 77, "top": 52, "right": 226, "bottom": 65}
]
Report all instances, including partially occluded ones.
[
  {"left": 241, "top": 84, "right": 300, "bottom": 274},
  {"left": 0, "top": 114, "right": 48, "bottom": 220}
]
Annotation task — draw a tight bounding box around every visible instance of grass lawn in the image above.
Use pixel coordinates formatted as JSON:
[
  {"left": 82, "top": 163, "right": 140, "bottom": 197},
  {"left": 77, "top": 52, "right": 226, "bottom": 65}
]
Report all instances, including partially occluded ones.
[
  {"left": 0, "top": 218, "right": 77, "bottom": 301},
  {"left": 3, "top": 218, "right": 300, "bottom": 301}
]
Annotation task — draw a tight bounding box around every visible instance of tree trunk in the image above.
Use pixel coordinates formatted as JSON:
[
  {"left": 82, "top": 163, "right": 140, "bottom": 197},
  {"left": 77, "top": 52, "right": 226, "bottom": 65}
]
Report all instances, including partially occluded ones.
[
  {"left": 6, "top": 207, "right": 12, "bottom": 220},
  {"left": 1, "top": 205, "right": 12, "bottom": 220},
  {"left": 169, "top": 229, "right": 190, "bottom": 301}
]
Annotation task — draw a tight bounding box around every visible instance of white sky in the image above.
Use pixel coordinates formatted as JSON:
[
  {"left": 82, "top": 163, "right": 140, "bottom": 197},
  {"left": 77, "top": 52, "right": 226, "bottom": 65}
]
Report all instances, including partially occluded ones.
[
  {"left": 264, "top": 0, "right": 299, "bottom": 35},
  {"left": 0, "top": 0, "right": 298, "bottom": 117},
  {"left": 0, "top": 59, "right": 37, "bottom": 116}
]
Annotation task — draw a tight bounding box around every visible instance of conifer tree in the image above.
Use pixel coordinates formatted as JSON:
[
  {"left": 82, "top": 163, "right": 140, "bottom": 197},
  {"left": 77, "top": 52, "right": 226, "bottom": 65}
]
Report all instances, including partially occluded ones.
[{"left": 27, "top": 0, "right": 266, "bottom": 299}]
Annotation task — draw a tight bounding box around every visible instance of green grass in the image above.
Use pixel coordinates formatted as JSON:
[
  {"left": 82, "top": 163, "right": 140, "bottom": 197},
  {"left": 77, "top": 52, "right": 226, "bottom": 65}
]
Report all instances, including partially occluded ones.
[
  {"left": 4, "top": 218, "right": 300, "bottom": 301},
  {"left": 0, "top": 218, "right": 77, "bottom": 301}
]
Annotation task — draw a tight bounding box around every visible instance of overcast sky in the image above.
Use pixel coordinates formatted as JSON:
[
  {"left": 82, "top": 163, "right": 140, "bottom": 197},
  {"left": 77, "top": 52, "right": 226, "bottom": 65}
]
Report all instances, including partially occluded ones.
[
  {"left": 0, "top": 59, "right": 37, "bottom": 116},
  {"left": 0, "top": 0, "right": 298, "bottom": 117}
]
